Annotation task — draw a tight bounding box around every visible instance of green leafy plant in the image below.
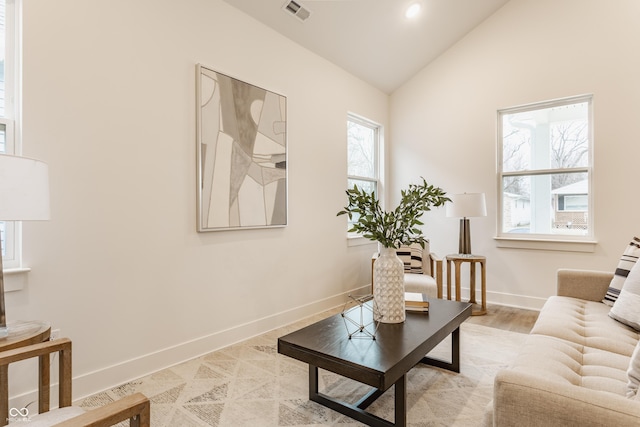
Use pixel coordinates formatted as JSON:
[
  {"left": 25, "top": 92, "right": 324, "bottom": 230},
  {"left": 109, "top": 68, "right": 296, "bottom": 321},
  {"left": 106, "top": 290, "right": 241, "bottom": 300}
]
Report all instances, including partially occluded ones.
[{"left": 337, "top": 177, "right": 450, "bottom": 249}]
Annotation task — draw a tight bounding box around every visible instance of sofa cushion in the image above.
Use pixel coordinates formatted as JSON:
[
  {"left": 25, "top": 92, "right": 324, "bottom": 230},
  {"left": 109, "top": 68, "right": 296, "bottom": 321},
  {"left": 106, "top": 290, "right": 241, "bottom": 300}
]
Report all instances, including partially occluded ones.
[
  {"left": 508, "top": 334, "right": 630, "bottom": 396},
  {"left": 610, "top": 260, "right": 640, "bottom": 331},
  {"left": 492, "top": 368, "right": 640, "bottom": 426},
  {"left": 532, "top": 296, "right": 639, "bottom": 356},
  {"left": 508, "top": 296, "right": 640, "bottom": 399},
  {"left": 604, "top": 237, "right": 640, "bottom": 306}
]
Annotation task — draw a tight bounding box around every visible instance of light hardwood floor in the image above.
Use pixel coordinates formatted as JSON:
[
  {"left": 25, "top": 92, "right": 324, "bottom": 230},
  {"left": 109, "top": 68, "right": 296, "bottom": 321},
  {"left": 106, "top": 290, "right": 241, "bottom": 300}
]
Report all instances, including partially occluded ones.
[{"left": 466, "top": 303, "right": 539, "bottom": 334}]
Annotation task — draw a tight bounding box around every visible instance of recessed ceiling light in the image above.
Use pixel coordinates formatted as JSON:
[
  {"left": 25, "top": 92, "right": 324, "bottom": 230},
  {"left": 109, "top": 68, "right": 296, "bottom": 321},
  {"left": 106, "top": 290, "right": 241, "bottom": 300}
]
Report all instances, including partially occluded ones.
[{"left": 405, "top": 3, "right": 421, "bottom": 19}]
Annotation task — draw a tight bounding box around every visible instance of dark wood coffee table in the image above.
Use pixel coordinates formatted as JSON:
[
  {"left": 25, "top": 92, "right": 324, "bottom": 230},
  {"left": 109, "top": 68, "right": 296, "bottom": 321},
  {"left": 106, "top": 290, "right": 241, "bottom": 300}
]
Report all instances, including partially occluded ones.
[{"left": 277, "top": 298, "right": 472, "bottom": 427}]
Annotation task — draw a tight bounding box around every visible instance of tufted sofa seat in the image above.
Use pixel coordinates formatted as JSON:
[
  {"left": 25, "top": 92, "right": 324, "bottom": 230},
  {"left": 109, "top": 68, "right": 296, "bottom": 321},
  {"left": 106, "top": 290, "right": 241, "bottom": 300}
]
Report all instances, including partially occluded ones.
[{"left": 485, "top": 269, "right": 640, "bottom": 426}]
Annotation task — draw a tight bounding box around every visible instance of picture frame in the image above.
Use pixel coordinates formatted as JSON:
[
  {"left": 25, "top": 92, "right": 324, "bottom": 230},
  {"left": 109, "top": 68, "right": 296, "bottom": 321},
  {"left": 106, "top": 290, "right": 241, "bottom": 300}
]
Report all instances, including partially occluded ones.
[{"left": 196, "top": 64, "right": 287, "bottom": 232}]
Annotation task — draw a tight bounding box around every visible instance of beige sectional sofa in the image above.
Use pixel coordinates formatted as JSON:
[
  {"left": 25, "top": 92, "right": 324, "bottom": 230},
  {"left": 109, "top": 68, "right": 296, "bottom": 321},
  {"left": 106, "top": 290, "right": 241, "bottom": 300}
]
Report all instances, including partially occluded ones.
[{"left": 484, "top": 269, "right": 640, "bottom": 426}]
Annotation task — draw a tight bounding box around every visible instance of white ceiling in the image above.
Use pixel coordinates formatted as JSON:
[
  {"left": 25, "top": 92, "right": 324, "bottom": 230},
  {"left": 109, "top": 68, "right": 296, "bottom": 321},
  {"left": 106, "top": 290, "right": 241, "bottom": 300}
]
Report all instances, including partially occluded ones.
[{"left": 222, "top": 0, "right": 510, "bottom": 94}]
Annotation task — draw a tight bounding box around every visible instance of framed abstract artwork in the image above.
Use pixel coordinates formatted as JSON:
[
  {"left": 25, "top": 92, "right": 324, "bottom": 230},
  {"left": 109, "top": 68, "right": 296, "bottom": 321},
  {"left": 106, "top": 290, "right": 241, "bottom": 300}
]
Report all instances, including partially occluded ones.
[{"left": 196, "top": 64, "right": 287, "bottom": 232}]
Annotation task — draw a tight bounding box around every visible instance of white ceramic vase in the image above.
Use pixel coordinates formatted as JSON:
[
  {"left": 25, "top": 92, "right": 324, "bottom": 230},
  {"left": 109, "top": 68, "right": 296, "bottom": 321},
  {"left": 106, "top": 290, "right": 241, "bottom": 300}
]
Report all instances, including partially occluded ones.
[{"left": 373, "top": 247, "right": 405, "bottom": 323}]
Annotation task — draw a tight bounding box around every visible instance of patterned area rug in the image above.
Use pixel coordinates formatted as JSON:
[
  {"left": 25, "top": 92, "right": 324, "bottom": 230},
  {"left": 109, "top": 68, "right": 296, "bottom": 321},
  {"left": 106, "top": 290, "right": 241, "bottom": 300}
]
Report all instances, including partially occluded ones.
[{"left": 78, "top": 312, "right": 526, "bottom": 426}]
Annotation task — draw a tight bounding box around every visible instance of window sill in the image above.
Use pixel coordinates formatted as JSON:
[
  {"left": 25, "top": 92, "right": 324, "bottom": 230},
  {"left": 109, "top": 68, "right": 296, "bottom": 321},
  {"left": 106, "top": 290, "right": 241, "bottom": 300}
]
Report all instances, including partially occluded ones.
[
  {"left": 494, "top": 236, "right": 597, "bottom": 253},
  {"left": 2, "top": 267, "right": 31, "bottom": 292}
]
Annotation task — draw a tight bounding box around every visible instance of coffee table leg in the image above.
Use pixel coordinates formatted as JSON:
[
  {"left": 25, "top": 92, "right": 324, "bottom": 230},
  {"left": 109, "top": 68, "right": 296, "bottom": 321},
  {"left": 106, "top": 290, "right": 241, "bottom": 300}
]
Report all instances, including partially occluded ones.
[
  {"left": 309, "top": 364, "right": 406, "bottom": 426},
  {"left": 395, "top": 374, "right": 406, "bottom": 426},
  {"left": 310, "top": 364, "right": 319, "bottom": 397},
  {"left": 420, "top": 326, "right": 461, "bottom": 373}
]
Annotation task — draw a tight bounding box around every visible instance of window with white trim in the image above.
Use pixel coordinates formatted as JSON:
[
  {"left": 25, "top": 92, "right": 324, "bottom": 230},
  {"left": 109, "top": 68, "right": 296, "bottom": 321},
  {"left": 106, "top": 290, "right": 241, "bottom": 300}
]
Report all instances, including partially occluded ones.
[
  {"left": 0, "top": 0, "right": 20, "bottom": 269},
  {"left": 346, "top": 114, "right": 381, "bottom": 235},
  {"left": 497, "top": 95, "right": 593, "bottom": 241}
]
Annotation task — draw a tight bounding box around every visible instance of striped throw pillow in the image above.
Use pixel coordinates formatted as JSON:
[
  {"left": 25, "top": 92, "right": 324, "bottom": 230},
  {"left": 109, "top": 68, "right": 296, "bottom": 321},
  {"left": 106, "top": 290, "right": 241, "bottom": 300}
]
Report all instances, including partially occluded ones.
[
  {"left": 610, "top": 259, "right": 640, "bottom": 331},
  {"left": 396, "top": 244, "right": 424, "bottom": 274},
  {"left": 603, "top": 237, "right": 640, "bottom": 306}
]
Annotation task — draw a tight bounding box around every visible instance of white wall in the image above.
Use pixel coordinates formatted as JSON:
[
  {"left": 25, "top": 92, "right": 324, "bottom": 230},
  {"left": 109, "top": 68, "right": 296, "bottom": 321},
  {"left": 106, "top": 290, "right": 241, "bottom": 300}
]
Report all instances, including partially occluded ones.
[
  {"left": 390, "top": 0, "right": 640, "bottom": 308},
  {"left": 9, "top": 0, "right": 385, "bottom": 401}
]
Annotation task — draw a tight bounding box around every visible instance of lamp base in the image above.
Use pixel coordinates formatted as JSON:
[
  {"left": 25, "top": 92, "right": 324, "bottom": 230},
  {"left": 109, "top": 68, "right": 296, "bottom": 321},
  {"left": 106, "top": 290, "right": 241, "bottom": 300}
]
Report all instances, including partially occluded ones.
[{"left": 458, "top": 218, "right": 472, "bottom": 255}]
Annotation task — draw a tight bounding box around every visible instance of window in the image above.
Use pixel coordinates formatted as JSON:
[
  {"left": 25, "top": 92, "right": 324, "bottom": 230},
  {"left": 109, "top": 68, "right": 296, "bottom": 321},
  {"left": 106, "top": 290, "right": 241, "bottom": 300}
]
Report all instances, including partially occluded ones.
[
  {"left": 346, "top": 114, "right": 381, "bottom": 234},
  {"left": 0, "top": 0, "right": 20, "bottom": 269},
  {"left": 497, "top": 95, "right": 593, "bottom": 242}
]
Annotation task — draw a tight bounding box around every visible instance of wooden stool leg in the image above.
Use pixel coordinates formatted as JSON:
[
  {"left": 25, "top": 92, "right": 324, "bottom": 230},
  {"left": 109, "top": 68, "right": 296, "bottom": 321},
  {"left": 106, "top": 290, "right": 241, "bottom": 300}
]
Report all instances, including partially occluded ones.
[
  {"left": 446, "top": 260, "right": 452, "bottom": 300},
  {"left": 454, "top": 261, "right": 462, "bottom": 302},
  {"left": 0, "top": 365, "right": 7, "bottom": 427},
  {"left": 481, "top": 260, "right": 487, "bottom": 314},
  {"left": 39, "top": 354, "right": 50, "bottom": 413},
  {"left": 469, "top": 262, "right": 477, "bottom": 304},
  {"left": 471, "top": 260, "right": 488, "bottom": 316}
]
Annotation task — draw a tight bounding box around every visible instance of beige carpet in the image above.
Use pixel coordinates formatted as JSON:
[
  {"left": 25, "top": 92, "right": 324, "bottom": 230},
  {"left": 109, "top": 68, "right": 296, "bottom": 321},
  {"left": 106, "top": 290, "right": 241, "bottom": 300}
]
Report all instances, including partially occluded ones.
[{"left": 77, "top": 311, "right": 526, "bottom": 426}]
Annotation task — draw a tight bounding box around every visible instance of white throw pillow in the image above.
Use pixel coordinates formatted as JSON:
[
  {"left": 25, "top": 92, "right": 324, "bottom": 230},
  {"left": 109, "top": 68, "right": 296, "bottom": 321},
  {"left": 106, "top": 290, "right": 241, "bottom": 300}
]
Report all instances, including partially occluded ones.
[
  {"left": 603, "top": 237, "right": 640, "bottom": 306},
  {"left": 610, "top": 259, "right": 640, "bottom": 331},
  {"left": 626, "top": 341, "right": 640, "bottom": 398}
]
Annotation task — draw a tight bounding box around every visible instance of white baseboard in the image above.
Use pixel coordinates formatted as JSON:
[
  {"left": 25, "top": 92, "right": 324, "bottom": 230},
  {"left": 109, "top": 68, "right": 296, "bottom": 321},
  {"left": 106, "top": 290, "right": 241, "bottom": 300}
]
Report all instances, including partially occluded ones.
[
  {"left": 485, "top": 290, "right": 546, "bottom": 310},
  {"left": 451, "top": 287, "right": 546, "bottom": 310},
  {"left": 9, "top": 285, "right": 371, "bottom": 410}
]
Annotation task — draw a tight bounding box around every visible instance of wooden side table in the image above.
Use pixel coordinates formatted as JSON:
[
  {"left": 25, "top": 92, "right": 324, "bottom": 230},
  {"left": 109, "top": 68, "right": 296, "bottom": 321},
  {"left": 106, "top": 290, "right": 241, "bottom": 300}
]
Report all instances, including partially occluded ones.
[
  {"left": 446, "top": 255, "right": 487, "bottom": 316},
  {"left": 0, "top": 320, "right": 51, "bottom": 424}
]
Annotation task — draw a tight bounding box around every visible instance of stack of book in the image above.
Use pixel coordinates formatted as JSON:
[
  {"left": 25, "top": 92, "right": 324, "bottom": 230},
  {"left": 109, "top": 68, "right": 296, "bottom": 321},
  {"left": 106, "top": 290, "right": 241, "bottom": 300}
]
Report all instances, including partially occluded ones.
[{"left": 405, "top": 292, "right": 429, "bottom": 312}]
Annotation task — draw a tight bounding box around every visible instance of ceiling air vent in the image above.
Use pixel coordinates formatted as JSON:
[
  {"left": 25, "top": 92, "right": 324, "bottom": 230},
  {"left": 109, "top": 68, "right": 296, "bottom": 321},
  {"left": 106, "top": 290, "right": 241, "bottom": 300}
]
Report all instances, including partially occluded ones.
[{"left": 282, "top": 0, "right": 311, "bottom": 22}]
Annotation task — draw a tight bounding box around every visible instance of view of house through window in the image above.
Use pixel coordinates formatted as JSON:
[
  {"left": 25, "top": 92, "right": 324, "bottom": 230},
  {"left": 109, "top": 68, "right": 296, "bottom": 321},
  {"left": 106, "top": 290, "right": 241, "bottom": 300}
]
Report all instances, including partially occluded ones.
[
  {"left": 498, "top": 95, "right": 593, "bottom": 239},
  {"left": 346, "top": 114, "right": 380, "bottom": 232}
]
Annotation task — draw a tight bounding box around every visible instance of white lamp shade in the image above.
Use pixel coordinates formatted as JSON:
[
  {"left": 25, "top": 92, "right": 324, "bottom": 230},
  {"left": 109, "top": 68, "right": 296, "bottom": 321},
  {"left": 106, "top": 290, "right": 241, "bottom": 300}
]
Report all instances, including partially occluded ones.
[
  {"left": 446, "top": 193, "right": 487, "bottom": 218},
  {"left": 0, "top": 154, "right": 50, "bottom": 220}
]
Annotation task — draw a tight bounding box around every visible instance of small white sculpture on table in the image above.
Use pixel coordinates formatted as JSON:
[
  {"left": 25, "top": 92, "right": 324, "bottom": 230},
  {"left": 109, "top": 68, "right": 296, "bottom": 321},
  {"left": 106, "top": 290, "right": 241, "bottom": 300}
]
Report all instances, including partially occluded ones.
[{"left": 341, "top": 294, "right": 381, "bottom": 340}]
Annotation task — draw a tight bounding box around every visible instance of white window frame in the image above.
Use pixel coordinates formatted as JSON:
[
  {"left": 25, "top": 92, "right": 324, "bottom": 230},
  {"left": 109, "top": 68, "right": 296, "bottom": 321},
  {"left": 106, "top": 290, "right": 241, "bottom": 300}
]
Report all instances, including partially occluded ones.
[
  {"left": 1, "top": 0, "right": 22, "bottom": 270},
  {"left": 346, "top": 113, "right": 383, "bottom": 245},
  {"left": 495, "top": 95, "right": 596, "bottom": 252}
]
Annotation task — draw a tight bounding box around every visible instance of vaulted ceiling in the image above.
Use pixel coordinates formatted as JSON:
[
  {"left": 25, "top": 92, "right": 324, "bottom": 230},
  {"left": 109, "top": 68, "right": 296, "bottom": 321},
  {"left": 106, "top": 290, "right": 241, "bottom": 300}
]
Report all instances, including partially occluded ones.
[{"left": 223, "top": 0, "right": 510, "bottom": 94}]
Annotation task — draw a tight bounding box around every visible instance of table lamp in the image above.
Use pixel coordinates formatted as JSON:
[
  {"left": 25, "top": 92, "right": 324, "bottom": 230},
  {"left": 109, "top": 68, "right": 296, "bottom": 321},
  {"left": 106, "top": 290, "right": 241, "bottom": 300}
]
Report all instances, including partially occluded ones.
[
  {"left": 446, "top": 192, "right": 486, "bottom": 255},
  {"left": 0, "top": 154, "right": 50, "bottom": 338}
]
